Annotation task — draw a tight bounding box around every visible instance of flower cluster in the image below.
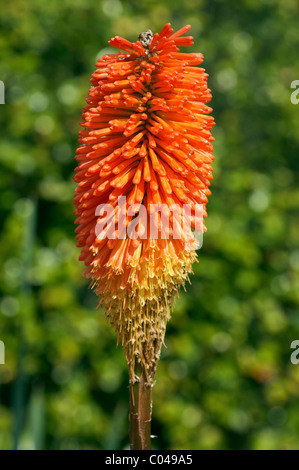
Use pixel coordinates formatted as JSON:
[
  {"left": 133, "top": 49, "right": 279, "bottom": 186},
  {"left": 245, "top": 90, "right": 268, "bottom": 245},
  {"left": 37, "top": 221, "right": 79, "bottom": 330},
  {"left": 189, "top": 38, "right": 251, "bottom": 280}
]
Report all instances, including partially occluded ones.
[{"left": 74, "top": 23, "right": 215, "bottom": 383}]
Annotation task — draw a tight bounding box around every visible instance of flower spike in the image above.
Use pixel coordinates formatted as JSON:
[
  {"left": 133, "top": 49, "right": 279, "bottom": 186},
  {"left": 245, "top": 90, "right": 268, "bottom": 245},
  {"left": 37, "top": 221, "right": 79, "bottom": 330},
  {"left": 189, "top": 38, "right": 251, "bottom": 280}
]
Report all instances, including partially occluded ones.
[{"left": 74, "top": 24, "right": 215, "bottom": 386}]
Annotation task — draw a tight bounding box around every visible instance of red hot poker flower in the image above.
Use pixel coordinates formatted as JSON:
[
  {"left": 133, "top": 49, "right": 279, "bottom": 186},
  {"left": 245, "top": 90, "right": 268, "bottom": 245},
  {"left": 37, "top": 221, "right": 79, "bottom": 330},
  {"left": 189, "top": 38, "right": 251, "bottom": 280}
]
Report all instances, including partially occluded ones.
[{"left": 74, "top": 24, "right": 215, "bottom": 385}]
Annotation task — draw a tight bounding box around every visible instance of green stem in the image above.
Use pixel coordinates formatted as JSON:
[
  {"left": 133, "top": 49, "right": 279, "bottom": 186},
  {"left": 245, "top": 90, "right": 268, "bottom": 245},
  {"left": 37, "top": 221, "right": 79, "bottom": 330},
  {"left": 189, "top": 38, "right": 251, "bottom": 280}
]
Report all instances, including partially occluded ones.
[
  {"left": 13, "top": 197, "right": 37, "bottom": 449},
  {"left": 129, "top": 363, "right": 152, "bottom": 450}
]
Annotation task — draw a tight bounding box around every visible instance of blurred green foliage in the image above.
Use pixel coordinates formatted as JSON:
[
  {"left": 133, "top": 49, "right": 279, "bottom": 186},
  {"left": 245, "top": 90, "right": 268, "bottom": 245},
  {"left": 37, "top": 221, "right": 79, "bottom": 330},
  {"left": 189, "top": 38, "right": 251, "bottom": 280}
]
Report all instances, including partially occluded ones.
[{"left": 1, "top": 0, "right": 299, "bottom": 450}]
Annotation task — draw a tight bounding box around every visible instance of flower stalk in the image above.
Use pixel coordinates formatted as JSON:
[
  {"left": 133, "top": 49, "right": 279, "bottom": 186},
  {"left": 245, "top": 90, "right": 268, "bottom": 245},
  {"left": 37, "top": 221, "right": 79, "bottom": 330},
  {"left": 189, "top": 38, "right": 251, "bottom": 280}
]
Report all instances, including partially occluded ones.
[{"left": 129, "top": 362, "right": 152, "bottom": 450}]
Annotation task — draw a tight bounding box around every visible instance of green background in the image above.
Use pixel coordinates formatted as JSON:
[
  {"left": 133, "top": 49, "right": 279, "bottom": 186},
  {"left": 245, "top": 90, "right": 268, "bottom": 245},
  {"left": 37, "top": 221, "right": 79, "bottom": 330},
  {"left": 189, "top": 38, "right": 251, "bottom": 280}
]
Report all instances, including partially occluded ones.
[{"left": 0, "top": 0, "right": 299, "bottom": 450}]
